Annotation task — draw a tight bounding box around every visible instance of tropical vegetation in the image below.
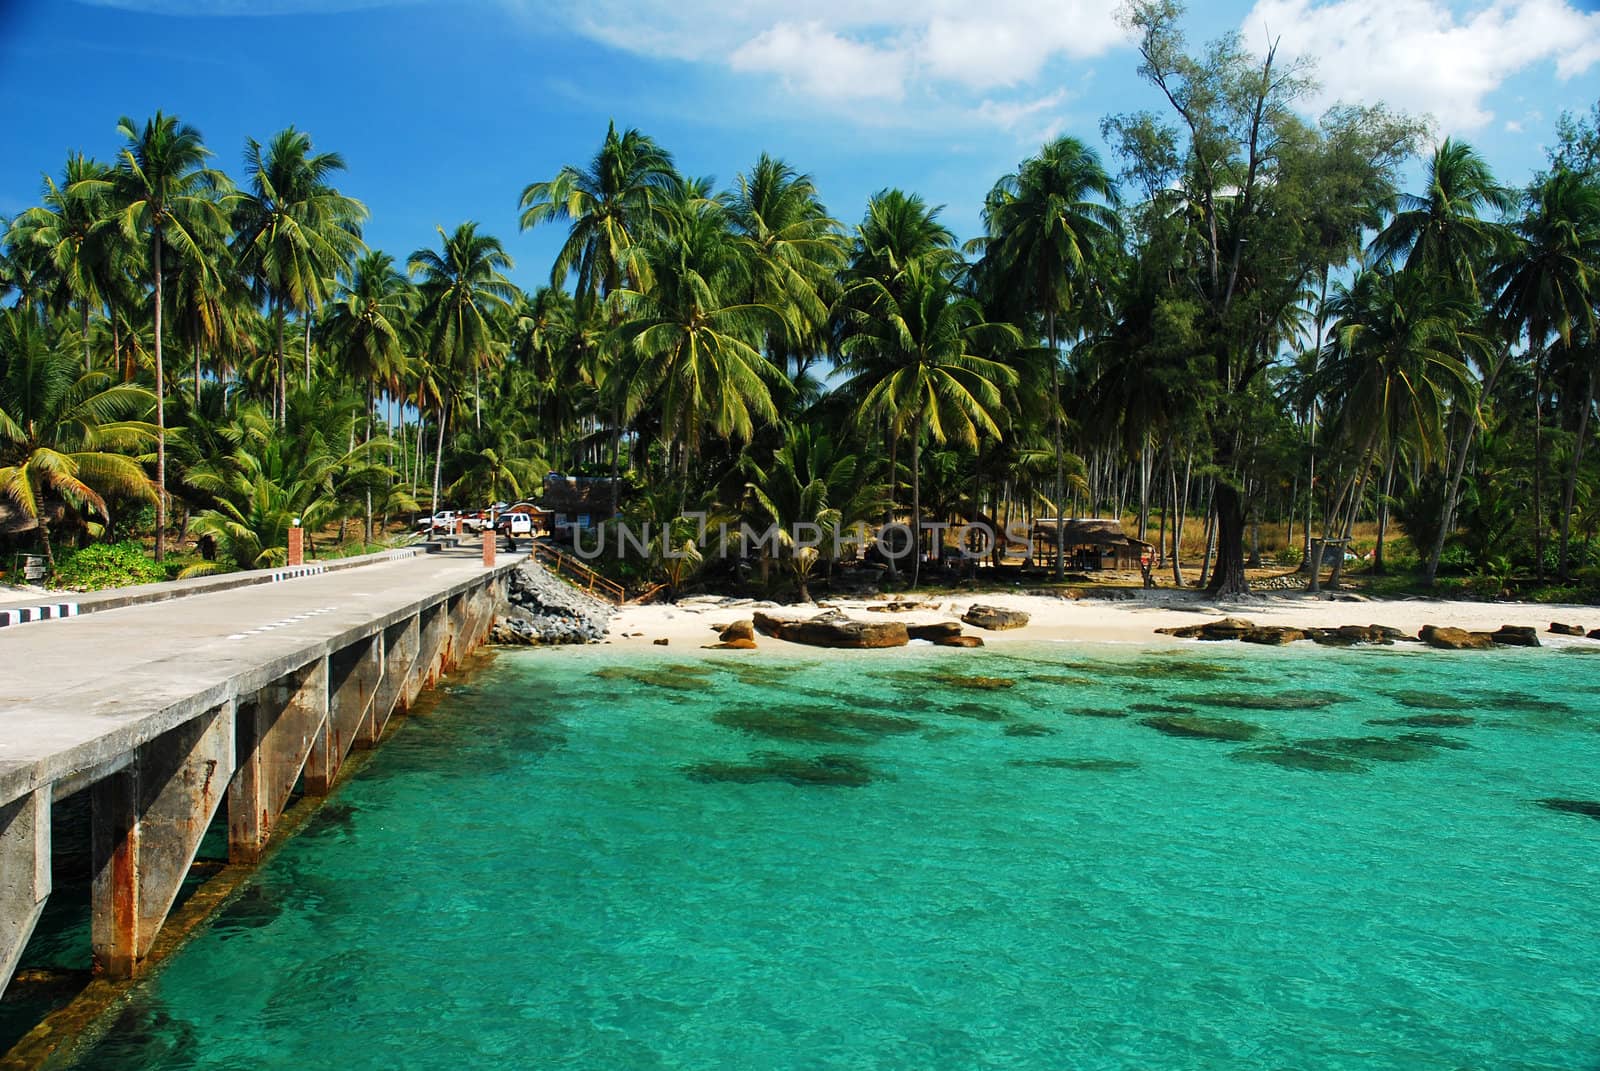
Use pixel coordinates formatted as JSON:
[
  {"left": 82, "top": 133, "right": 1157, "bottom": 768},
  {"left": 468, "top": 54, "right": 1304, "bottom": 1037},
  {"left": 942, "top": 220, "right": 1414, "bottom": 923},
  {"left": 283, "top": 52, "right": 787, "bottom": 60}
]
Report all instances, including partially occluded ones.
[{"left": 3, "top": 0, "right": 1598, "bottom": 601}]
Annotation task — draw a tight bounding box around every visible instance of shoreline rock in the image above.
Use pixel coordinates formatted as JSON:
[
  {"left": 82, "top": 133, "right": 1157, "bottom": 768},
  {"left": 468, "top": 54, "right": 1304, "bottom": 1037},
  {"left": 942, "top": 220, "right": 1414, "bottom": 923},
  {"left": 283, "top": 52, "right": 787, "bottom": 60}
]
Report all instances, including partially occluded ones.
[
  {"left": 491, "top": 560, "right": 614, "bottom": 645},
  {"left": 753, "top": 609, "right": 909, "bottom": 649},
  {"left": 962, "top": 604, "right": 1030, "bottom": 631}
]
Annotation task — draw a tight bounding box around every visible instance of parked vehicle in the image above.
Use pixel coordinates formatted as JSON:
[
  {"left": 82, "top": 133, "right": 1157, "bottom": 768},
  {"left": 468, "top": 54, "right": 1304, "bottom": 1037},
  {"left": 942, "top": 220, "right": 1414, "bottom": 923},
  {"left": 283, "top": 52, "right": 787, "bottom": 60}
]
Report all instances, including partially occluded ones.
[
  {"left": 497, "top": 512, "right": 534, "bottom": 538},
  {"left": 416, "top": 510, "right": 460, "bottom": 533}
]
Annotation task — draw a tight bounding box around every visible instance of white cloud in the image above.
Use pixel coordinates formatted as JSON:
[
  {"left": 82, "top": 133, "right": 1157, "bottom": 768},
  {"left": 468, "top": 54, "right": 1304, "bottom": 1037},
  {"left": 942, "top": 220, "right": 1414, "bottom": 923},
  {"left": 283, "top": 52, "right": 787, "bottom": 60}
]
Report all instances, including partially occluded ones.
[
  {"left": 528, "top": 0, "right": 1129, "bottom": 105},
  {"left": 730, "top": 22, "right": 910, "bottom": 102},
  {"left": 974, "top": 91, "right": 1072, "bottom": 141},
  {"left": 1505, "top": 118, "right": 1525, "bottom": 132},
  {"left": 1241, "top": 0, "right": 1600, "bottom": 131}
]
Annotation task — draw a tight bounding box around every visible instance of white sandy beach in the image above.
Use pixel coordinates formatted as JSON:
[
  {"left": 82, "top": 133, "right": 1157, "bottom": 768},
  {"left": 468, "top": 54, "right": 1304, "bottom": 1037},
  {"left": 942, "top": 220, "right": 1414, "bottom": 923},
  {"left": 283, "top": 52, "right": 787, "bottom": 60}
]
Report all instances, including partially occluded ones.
[{"left": 604, "top": 590, "right": 1600, "bottom": 653}]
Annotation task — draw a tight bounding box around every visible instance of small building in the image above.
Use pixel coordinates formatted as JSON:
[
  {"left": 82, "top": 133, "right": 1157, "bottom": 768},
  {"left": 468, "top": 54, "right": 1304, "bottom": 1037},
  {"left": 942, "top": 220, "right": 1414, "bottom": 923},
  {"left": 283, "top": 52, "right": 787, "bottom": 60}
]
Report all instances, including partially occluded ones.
[
  {"left": 541, "top": 474, "right": 619, "bottom": 537},
  {"left": 1029, "top": 518, "right": 1154, "bottom": 571}
]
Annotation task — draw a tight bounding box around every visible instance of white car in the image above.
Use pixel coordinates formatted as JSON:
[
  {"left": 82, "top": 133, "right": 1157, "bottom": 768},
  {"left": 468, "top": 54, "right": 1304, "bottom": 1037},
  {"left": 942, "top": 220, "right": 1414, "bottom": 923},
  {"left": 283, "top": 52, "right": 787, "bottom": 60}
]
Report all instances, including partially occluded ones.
[{"left": 416, "top": 510, "right": 459, "bottom": 532}]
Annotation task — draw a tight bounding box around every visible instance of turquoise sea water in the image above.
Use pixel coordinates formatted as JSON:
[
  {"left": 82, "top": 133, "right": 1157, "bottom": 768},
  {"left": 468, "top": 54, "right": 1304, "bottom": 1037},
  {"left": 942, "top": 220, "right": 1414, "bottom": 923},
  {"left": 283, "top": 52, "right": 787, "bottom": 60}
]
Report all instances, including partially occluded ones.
[{"left": 56, "top": 641, "right": 1600, "bottom": 1070}]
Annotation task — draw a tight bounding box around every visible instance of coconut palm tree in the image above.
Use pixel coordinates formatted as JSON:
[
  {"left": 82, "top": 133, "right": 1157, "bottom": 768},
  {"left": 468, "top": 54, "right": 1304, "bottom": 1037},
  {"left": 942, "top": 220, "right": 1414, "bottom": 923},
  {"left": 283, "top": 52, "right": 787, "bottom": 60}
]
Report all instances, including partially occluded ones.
[
  {"left": 838, "top": 262, "right": 1021, "bottom": 587},
  {"left": 103, "top": 112, "right": 231, "bottom": 561},
  {"left": 1490, "top": 168, "right": 1600, "bottom": 579},
  {"left": 231, "top": 126, "right": 367, "bottom": 418},
  {"left": 612, "top": 200, "right": 787, "bottom": 468},
  {"left": 0, "top": 308, "right": 157, "bottom": 566},
  {"left": 9, "top": 154, "right": 117, "bottom": 372},
  {"left": 726, "top": 154, "right": 847, "bottom": 380},
  {"left": 1371, "top": 139, "right": 1513, "bottom": 295},
  {"left": 974, "top": 136, "right": 1121, "bottom": 578},
  {"left": 325, "top": 250, "right": 416, "bottom": 540},
  {"left": 409, "top": 222, "right": 517, "bottom": 433},
  {"left": 1317, "top": 266, "right": 1487, "bottom": 586},
  {"left": 518, "top": 121, "right": 682, "bottom": 308}
]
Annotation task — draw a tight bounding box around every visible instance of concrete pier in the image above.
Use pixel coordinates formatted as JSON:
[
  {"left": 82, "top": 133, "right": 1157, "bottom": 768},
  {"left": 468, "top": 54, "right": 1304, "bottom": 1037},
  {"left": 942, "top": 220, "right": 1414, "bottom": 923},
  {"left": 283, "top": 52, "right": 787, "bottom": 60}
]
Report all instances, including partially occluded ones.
[{"left": 0, "top": 549, "right": 517, "bottom": 988}]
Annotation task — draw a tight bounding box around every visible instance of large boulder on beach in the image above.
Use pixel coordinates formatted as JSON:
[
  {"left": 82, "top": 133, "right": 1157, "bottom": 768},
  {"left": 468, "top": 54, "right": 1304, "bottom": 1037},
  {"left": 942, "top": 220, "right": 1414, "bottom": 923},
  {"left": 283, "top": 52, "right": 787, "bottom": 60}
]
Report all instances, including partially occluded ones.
[
  {"left": 907, "top": 621, "right": 963, "bottom": 642},
  {"left": 1155, "top": 617, "right": 1256, "bottom": 641},
  {"left": 1418, "top": 625, "right": 1495, "bottom": 650},
  {"left": 719, "top": 619, "right": 756, "bottom": 643},
  {"left": 1239, "top": 626, "right": 1306, "bottom": 645},
  {"left": 1549, "top": 622, "right": 1586, "bottom": 636},
  {"left": 962, "top": 604, "right": 1030, "bottom": 631},
  {"left": 1489, "top": 625, "right": 1540, "bottom": 647},
  {"left": 753, "top": 609, "right": 908, "bottom": 649}
]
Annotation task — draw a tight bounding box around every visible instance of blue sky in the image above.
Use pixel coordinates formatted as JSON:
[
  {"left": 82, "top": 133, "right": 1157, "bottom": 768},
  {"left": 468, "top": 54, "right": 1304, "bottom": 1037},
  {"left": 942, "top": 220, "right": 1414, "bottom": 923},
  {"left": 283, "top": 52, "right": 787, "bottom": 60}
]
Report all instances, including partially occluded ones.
[{"left": 2, "top": 0, "right": 1598, "bottom": 293}]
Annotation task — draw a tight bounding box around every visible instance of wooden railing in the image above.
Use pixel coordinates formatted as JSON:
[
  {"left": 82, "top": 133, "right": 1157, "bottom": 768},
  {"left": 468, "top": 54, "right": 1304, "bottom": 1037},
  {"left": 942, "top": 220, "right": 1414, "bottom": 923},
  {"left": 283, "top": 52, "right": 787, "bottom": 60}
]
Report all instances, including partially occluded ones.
[
  {"left": 531, "top": 542, "right": 627, "bottom": 604},
  {"left": 626, "top": 583, "right": 668, "bottom": 606}
]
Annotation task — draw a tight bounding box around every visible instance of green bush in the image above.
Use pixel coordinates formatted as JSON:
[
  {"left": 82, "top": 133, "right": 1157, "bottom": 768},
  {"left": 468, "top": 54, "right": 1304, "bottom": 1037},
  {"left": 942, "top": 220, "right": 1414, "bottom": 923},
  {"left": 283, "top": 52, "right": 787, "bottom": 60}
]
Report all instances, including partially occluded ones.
[
  {"left": 49, "top": 541, "right": 165, "bottom": 591},
  {"left": 1277, "top": 544, "right": 1303, "bottom": 567}
]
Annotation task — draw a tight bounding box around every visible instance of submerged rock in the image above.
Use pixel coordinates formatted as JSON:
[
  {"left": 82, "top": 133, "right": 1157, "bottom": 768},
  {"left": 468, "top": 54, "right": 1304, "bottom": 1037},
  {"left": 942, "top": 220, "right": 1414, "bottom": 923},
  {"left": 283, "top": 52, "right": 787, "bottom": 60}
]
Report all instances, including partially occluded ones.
[
  {"left": 1129, "top": 702, "right": 1196, "bottom": 715},
  {"left": 961, "top": 604, "right": 1030, "bottom": 631},
  {"left": 593, "top": 663, "right": 713, "bottom": 690},
  {"left": 945, "top": 702, "right": 1009, "bottom": 722},
  {"left": 1367, "top": 713, "right": 1475, "bottom": 728},
  {"left": 1231, "top": 745, "right": 1369, "bottom": 773},
  {"left": 935, "top": 635, "right": 985, "bottom": 648},
  {"left": 1138, "top": 715, "right": 1263, "bottom": 741},
  {"left": 685, "top": 752, "right": 876, "bottom": 788},
  {"left": 1064, "top": 707, "right": 1130, "bottom": 719},
  {"left": 1387, "top": 691, "right": 1474, "bottom": 711},
  {"left": 1396, "top": 732, "right": 1473, "bottom": 751},
  {"left": 706, "top": 637, "right": 759, "bottom": 650},
  {"left": 1003, "top": 722, "right": 1058, "bottom": 737},
  {"left": 753, "top": 609, "right": 909, "bottom": 649},
  {"left": 1191, "top": 690, "right": 1351, "bottom": 712},
  {"left": 1295, "top": 736, "right": 1435, "bottom": 762},
  {"left": 931, "top": 672, "right": 1016, "bottom": 691},
  {"left": 1537, "top": 798, "right": 1600, "bottom": 821},
  {"left": 712, "top": 705, "right": 920, "bottom": 743},
  {"left": 1009, "top": 757, "right": 1140, "bottom": 772},
  {"left": 1155, "top": 617, "right": 1257, "bottom": 641}
]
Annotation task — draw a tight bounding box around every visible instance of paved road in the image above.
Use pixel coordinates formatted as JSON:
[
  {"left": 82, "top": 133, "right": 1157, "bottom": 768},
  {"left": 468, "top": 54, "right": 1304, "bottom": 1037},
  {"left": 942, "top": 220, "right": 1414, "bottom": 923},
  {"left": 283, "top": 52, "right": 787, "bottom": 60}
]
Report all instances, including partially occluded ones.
[{"left": 0, "top": 549, "right": 522, "bottom": 804}]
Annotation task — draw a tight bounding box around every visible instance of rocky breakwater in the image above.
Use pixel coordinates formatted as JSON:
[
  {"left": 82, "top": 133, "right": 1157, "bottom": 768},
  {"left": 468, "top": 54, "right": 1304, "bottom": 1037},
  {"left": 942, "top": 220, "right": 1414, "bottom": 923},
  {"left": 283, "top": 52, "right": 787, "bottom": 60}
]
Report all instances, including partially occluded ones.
[{"left": 491, "top": 559, "right": 614, "bottom": 645}]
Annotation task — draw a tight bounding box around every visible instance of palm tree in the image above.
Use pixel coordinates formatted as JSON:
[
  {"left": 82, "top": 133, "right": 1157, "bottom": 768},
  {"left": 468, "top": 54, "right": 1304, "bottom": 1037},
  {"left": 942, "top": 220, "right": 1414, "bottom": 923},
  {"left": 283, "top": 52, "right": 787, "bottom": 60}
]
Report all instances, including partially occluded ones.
[
  {"left": 518, "top": 121, "right": 682, "bottom": 307},
  {"left": 9, "top": 154, "right": 116, "bottom": 372},
  {"left": 1371, "top": 139, "right": 1513, "bottom": 294},
  {"left": 232, "top": 126, "right": 367, "bottom": 418},
  {"left": 1490, "top": 168, "right": 1600, "bottom": 579},
  {"left": 838, "top": 262, "right": 1021, "bottom": 587},
  {"left": 408, "top": 222, "right": 517, "bottom": 506},
  {"left": 104, "top": 112, "right": 231, "bottom": 561},
  {"left": 0, "top": 308, "right": 157, "bottom": 566},
  {"left": 727, "top": 154, "right": 847, "bottom": 380},
  {"left": 325, "top": 250, "right": 415, "bottom": 541},
  {"left": 612, "top": 200, "right": 787, "bottom": 468},
  {"left": 1317, "top": 266, "right": 1486, "bottom": 586},
  {"left": 974, "top": 136, "right": 1121, "bottom": 579}
]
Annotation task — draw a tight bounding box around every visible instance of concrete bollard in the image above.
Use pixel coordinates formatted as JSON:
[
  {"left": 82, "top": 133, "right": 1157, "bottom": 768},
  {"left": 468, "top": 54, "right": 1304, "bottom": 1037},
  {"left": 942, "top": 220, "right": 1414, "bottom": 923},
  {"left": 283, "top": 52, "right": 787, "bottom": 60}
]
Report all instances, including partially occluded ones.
[
  {"left": 482, "top": 529, "right": 495, "bottom": 567},
  {"left": 287, "top": 527, "right": 304, "bottom": 567}
]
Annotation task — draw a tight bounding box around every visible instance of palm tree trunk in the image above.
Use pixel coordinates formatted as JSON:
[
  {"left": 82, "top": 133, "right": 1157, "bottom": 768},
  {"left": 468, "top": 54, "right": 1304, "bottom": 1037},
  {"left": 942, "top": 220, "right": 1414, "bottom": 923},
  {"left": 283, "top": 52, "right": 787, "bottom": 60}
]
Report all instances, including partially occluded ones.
[
  {"left": 431, "top": 397, "right": 448, "bottom": 521},
  {"left": 152, "top": 227, "right": 167, "bottom": 564},
  {"left": 1374, "top": 446, "right": 1396, "bottom": 575},
  {"left": 82, "top": 303, "right": 92, "bottom": 374},
  {"left": 274, "top": 298, "right": 286, "bottom": 425},
  {"left": 193, "top": 341, "right": 201, "bottom": 407},
  {"left": 1533, "top": 353, "right": 1546, "bottom": 579},
  {"left": 303, "top": 312, "right": 313, "bottom": 389},
  {"left": 1048, "top": 310, "right": 1064, "bottom": 581},
  {"left": 910, "top": 423, "right": 922, "bottom": 590},
  {"left": 1558, "top": 361, "right": 1597, "bottom": 581},
  {"left": 885, "top": 424, "right": 899, "bottom": 583},
  {"left": 365, "top": 380, "right": 376, "bottom": 545}
]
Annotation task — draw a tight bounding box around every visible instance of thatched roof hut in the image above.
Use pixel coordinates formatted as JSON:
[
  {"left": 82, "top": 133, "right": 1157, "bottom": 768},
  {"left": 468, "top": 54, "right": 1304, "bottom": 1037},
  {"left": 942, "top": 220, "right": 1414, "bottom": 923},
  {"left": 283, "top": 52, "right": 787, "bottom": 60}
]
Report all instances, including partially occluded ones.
[
  {"left": 1029, "top": 517, "right": 1153, "bottom": 570},
  {"left": 540, "top": 474, "right": 618, "bottom": 530}
]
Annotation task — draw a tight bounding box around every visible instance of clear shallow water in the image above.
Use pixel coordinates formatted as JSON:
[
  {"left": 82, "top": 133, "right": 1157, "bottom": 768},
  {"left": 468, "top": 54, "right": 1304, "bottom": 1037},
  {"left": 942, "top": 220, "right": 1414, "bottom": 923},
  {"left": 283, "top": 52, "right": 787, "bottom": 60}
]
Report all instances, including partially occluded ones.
[{"left": 61, "top": 641, "right": 1600, "bottom": 1070}]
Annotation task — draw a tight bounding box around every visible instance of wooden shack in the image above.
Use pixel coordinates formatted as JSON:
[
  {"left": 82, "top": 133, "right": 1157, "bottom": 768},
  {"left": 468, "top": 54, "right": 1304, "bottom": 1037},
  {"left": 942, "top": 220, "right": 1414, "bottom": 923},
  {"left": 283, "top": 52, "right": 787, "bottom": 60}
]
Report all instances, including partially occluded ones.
[
  {"left": 540, "top": 474, "right": 619, "bottom": 536},
  {"left": 1029, "top": 517, "right": 1154, "bottom": 571}
]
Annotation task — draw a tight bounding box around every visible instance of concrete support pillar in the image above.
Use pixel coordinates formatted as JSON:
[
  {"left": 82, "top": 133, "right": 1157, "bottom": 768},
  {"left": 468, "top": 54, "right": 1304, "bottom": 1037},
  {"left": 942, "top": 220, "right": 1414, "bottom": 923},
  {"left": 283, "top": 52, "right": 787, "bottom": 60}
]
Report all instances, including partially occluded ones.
[
  {"left": 368, "top": 616, "right": 419, "bottom": 741},
  {"left": 0, "top": 789, "right": 50, "bottom": 998},
  {"left": 403, "top": 602, "right": 449, "bottom": 710},
  {"left": 90, "top": 703, "right": 234, "bottom": 979},
  {"left": 443, "top": 593, "right": 470, "bottom": 673},
  {"left": 287, "top": 527, "right": 305, "bottom": 567},
  {"left": 228, "top": 660, "right": 328, "bottom": 865},
  {"left": 305, "top": 636, "right": 382, "bottom": 795}
]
